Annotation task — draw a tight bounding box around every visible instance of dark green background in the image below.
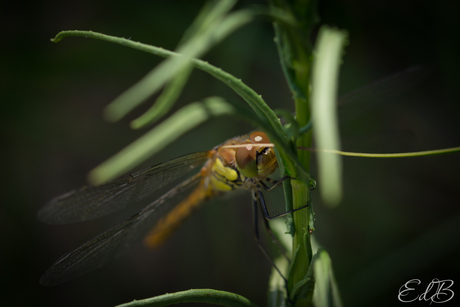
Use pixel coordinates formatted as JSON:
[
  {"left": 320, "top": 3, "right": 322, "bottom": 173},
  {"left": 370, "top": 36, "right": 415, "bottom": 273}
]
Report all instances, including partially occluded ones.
[{"left": 2, "top": 1, "right": 459, "bottom": 306}]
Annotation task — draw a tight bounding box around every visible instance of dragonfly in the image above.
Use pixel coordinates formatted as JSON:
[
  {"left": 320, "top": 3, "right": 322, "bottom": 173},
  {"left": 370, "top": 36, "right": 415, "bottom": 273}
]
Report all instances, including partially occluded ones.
[
  {"left": 38, "top": 131, "right": 299, "bottom": 286},
  {"left": 38, "top": 66, "right": 427, "bottom": 286}
]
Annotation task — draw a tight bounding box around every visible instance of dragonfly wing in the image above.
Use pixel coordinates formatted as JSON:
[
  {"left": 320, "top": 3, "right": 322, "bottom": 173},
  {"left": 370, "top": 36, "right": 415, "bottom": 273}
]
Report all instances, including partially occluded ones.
[
  {"left": 39, "top": 173, "right": 203, "bottom": 286},
  {"left": 337, "top": 66, "right": 430, "bottom": 123},
  {"left": 38, "top": 152, "right": 209, "bottom": 224}
]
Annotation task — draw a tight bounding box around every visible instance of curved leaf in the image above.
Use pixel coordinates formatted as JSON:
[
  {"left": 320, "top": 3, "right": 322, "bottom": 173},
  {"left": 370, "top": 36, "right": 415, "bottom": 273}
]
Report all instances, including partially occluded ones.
[{"left": 115, "top": 289, "right": 259, "bottom": 307}]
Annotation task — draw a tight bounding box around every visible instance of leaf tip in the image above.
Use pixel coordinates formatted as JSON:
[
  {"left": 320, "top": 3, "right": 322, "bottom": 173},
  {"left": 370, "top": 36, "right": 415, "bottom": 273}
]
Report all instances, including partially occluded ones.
[
  {"left": 103, "top": 105, "right": 121, "bottom": 123},
  {"left": 321, "top": 187, "right": 342, "bottom": 207},
  {"left": 87, "top": 169, "right": 104, "bottom": 186},
  {"left": 129, "top": 119, "right": 143, "bottom": 130}
]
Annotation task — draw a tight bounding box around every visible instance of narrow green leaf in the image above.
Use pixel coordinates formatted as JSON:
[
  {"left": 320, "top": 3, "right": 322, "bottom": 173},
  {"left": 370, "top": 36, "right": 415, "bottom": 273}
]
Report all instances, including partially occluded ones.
[
  {"left": 312, "top": 249, "right": 343, "bottom": 307},
  {"left": 115, "top": 288, "right": 258, "bottom": 307},
  {"left": 87, "top": 97, "right": 234, "bottom": 185},
  {"left": 287, "top": 244, "right": 300, "bottom": 293},
  {"left": 177, "top": 0, "right": 221, "bottom": 46},
  {"left": 311, "top": 26, "right": 348, "bottom": 207},
  {"left": 103, "top": 8, "right": 254, "bottom": 122},
  {"left": 288, "top": 208, "right": 314, "bottom": 306},
  {"left": 180, "top": 0, "right": 239, "bottom": 44},
  {"left": 289, "top": 238, "right": 319, "bottom": 304},
  {"left": 298, "top": 121, "right": 312, "bottom": 135},
  {"left": 129, "top": 64, "right": 194, "bottom": 129},
  {"left": 268, "top": 255, "right": 289, "bottom": 307},
  {"left": 290, "top": 276, "right": 314, "bottom": 305},
  {"left": 272, "top": 23, "right": 305, "bottom": 101},
  {"left": 102, "top": 51, "right": 192, "bottom": 123},
  {"left": 129, "top": 0, "right": 238, "bottom": 129}
]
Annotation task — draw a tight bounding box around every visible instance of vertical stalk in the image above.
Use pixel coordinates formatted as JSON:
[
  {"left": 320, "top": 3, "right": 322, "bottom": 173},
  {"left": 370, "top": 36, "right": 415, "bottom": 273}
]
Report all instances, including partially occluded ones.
[
  {"left": 268, "top": 1, "right": 318, "bottom": 305},
  {"left": 290, "top": 71, "right": 314, "bottom": 307},
  {"left": 291, "top": 179, "right": 312, "bottom": 305}
]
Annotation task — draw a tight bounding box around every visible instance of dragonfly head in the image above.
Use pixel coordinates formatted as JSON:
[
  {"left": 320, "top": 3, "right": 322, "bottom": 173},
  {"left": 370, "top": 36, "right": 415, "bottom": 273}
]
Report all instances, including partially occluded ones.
[{"left": 235, "top": 131, "right": 277, "bottom": 178}]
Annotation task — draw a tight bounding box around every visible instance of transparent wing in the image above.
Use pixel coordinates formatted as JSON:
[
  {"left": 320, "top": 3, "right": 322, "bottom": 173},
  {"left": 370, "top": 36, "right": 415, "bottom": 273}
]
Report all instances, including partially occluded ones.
[
  {"left": 38, "top": 152, "right": 209, "bottom": 224},
  {"left": 337, "top": 66, "right": 430, "bottom": 123},
  {"left": 284, "top": 66, "right": 429, "bottom": 126},
  {"left": 39, "top": 173, "right": 203, "bottom": 286}
]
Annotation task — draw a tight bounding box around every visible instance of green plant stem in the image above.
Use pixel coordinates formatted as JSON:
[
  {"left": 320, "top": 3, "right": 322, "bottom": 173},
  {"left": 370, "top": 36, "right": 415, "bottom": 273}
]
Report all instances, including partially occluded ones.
[
  {"left": 290, "top": 93, "right": 313, "bottom": 307},
  {"left": 291, "top": 52, "right": 313, "bottom": 289},
  {"left": 291, "top": 180, "right": 312, "bottom": 282},
  {"left": 115, "top": 289, "right": 258, "bottom": 307},
  {"left": 300, "top": 147, "right": 460, "bottom": 158},
  {"left": 268, "top": 1, "right": 316, "bottom": 305},
  {"left": 287, "top": 22, "right": 314, "bottom": 307}
]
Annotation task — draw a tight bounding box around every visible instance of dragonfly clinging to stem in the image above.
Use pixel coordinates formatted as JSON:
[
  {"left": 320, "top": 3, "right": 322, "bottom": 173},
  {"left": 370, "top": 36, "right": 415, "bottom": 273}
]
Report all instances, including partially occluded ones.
[
  {"left": 38, "top": 65, "right": 428, "bottom": 287},
  {"left": 38, "top": 131, "right": 303, "bottom": 286}
]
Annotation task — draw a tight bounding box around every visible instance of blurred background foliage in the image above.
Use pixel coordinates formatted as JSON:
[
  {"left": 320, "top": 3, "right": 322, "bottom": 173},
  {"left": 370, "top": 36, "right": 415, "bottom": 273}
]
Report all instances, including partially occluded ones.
[{"left": 1, "top": 0, "right": 459, "bottom": 306}]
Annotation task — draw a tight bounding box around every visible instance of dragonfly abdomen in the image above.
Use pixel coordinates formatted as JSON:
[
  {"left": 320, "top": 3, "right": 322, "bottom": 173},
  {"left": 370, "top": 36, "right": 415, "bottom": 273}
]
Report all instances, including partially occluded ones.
[
  {"left": 143, "top": 152, "right": 248, "bottom": 248},
  {"left": 143, "top": 179, "right": 212, "bottom": 248}
]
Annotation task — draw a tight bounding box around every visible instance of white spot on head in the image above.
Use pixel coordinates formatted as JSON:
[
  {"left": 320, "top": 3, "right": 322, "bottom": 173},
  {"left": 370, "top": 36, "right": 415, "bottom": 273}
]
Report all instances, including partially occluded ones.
[
  {"left": 254, "top": 136, "right": 262, "bottom": 142},
  {"left": 245, "top": 144, "right": 253, "bottom": 150}
]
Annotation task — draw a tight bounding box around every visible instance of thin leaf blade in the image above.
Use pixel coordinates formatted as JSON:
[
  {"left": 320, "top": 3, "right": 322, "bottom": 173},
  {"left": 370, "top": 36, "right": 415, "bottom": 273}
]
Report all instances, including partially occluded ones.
[{"left": 311, "top": 27, "right": 348, "bottom": 207}]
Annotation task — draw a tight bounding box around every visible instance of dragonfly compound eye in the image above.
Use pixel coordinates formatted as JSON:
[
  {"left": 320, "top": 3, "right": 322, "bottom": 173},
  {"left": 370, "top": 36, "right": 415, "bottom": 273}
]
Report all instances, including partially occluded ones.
[
  {"left": 236, "top": 141, "right": 258, "bottom": 178},
  {"left": 249, "top": 131, "right": 269, "bottom": 144},
  {"left": 236, "top": 132, "right": 272, "bottom": 178}
]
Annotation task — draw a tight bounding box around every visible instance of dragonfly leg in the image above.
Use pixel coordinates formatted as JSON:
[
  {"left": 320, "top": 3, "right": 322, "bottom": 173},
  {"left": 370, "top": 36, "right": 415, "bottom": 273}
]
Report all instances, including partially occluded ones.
[
  {"left": 256, "top": 190, "right": 291, "bottom": 263},
  {"left": 258, "top": 189, "right": 309, "bottom": 220},
  {"left": 263, "top": 176, "right": 316, "bottom": 192},
  {"left": 260, "top": 175, "right": 293, "bottom": 192},
  {"left": 252, "top": 191, "right": 292, "bottom": 302}
]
